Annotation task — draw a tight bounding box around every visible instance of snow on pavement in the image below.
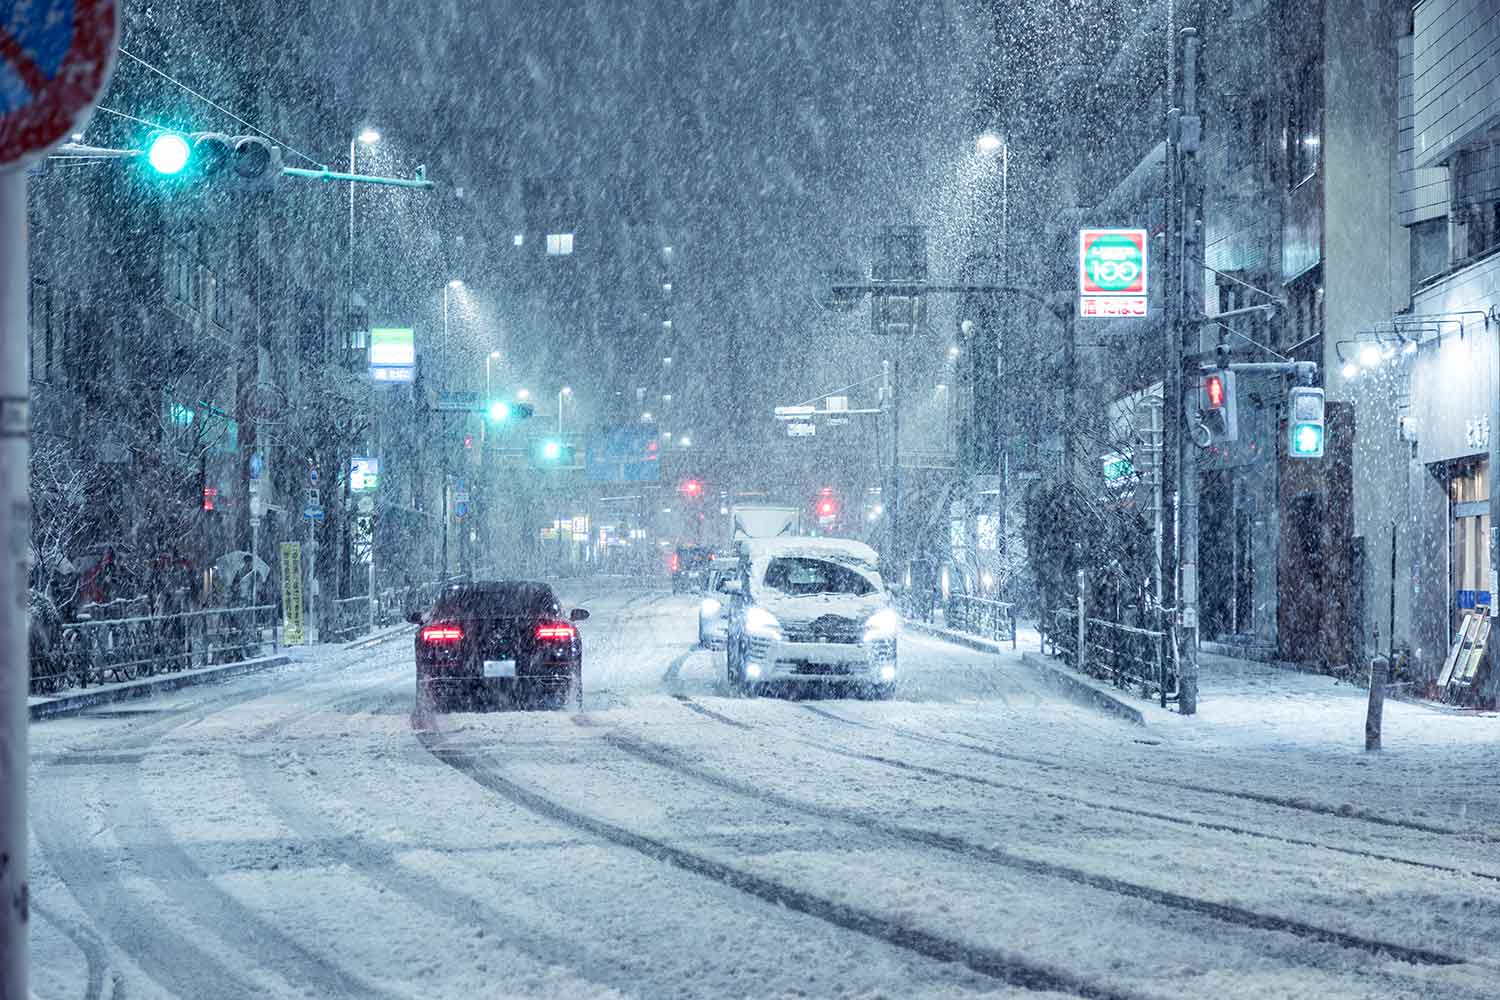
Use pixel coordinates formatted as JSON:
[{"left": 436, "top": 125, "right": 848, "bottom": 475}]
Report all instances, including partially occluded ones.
[{"left": 26, "top": 582, "right": 1500, "bottom": 999}]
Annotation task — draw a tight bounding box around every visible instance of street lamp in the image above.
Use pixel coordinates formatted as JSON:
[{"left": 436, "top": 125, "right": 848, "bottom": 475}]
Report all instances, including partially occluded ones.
[
  {"left": 558, "top": 385, "right": 572, "bottom": 435},
  {"left": 350, "top": 128, "right": 381, "bottom": 313},
  {"left": 516, "top": 387, "right": 531, "bottom": 401},
  {"left": 975, "top": 131, "right": 1004, "bottom": 155},
  {"left": 486, "top": 350, "right": 501, "bottom": 396}
]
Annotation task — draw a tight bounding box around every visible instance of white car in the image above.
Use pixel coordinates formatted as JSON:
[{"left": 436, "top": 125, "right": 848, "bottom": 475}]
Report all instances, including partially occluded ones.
[
  {"left": 721, "top": 538, "right": 898, "bottom": 697},
  {"left": 698, "top": 570, "right": 730, "bottom": 648}
]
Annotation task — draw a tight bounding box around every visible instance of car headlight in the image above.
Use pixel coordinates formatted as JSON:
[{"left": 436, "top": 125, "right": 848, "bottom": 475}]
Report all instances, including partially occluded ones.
[
  {"left": 701, "top": 597, "right": 721, "bottom": 616},
  {"left": 863, "top": 607, "right": 900, "bottom": 640},
  {"left": 744, "top": 606, "right": 782, "bottom": 639}
]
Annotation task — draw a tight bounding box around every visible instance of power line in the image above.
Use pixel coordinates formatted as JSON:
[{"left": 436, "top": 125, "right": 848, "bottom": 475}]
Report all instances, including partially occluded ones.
[
  {"left": 94, "top": 105, "right": 171, "bottom": 131},
  {"left": 116, "top": 47, "right": 327, "bottom": 168}
]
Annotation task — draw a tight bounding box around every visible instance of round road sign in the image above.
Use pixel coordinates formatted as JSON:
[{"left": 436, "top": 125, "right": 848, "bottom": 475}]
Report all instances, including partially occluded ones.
[{"left": 0, "top": 0, "right": 119, "bottom": 169}]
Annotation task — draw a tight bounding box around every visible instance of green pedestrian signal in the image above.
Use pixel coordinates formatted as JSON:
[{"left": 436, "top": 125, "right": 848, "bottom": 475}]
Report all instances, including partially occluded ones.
[{"left": 1288, "top": 387, "right": 1325, "bottom": 459}]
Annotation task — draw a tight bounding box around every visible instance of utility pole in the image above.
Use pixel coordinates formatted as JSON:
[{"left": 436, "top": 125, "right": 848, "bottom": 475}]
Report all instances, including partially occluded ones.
[
  {"left": 1170, "top": 27, "right": 1205, "bottom": 715},
  {"left": 0, "top": 166, "right": 29, "bottom": 1000}
]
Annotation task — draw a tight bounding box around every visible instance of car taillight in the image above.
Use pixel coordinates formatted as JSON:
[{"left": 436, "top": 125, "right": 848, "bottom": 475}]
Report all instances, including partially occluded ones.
[
  {"left": 420, "top": 624, "right": 464, "bottom": 644},
  {"left": 535, "top": 622, "right": 576, "bottom": 642}
]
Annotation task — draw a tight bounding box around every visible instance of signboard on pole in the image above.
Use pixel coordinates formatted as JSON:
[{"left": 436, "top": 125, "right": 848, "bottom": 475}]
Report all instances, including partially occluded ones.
[
  {"left": 787, "top": 422, "right": 816, "bottom": 438},
  {"left": 1078, "top": 228, "right": 1148, "bottom": 318},
  {"left": 0, "top": 0, "right": 119, "bottom": 169},
  {"left": 350, "top": 456, "right": 380, "bottom": 491},
  {"left": 280, "top": 542, "right": 304, "bottom": 644},
  {"left": 368, "top": 327, "right": 415, "bottom": 382}
]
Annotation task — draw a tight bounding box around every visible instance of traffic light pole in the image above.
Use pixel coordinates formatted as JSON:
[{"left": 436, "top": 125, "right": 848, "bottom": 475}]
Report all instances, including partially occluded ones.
[
  {"left": 0, "top": 167, "right": 30, "bottom": 1000},
  {"left": 1172, "top": 28, "right": 1205, "bottom": 715}
]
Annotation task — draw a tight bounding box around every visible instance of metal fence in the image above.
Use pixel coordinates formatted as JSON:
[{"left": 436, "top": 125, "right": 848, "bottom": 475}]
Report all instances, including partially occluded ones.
[
  {"left": 1050, "top": 609, "right": 1177, "bottom": 707},
  {"left": 32, "top": 604, "right": 278, "bottom": 695},
  {"left": 944, "top": 595, "right": 1018, "bottom": 646}
]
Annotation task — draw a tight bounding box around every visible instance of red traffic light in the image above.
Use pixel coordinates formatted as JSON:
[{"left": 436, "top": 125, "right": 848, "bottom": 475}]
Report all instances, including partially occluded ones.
[
  {"left": 1203, "top": 374, "right": 1226, "bottom": 410},
  {"left": 680, "top": 478, "right": 703, "bottom": 497},
  {"left": 819, "top": 500, "right": 836, "bottom": 516}
]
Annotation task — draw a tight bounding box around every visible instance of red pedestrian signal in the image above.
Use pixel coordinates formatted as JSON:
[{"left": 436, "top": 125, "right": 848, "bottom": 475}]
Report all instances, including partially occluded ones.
[{"left": 1204, "top": 374, "right": 1226, "bottom": 409}]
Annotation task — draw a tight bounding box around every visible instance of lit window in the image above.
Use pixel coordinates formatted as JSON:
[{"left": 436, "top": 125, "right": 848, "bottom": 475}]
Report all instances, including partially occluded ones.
[
  {"left": 662, "top": 319, "right": 672, "bottom": 330},
  {"left": 662, "top": 394, "right": 673, "bottom": 403},
  {"left": 662, "top": 282, "right": 672, "bottom": 293},
  {"left": 546, "top": 233, "right": 574, "bottom": 255},
  {"left": 512, "top": 233, "right": 524, "bottom": 247}
]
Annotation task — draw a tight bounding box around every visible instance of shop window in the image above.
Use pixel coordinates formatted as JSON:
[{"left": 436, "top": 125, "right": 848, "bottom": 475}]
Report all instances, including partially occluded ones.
[
  {"left": 1446, "top": 459, "right": 1491, "bottom": 629},
  {"left": 1409, "top": 218, "right": 1448, "bottom": 290}
]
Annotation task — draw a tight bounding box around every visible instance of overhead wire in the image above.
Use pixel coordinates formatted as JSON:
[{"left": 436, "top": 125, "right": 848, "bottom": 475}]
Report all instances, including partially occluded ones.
[{"left": 115, "top": 46, "right": 328, "bottom": 168}]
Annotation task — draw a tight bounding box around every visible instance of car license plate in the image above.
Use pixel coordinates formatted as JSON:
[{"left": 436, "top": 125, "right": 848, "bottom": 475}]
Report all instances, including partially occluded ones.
[{"left": 483, "top": 659, "right": 516, "bottom": 678}]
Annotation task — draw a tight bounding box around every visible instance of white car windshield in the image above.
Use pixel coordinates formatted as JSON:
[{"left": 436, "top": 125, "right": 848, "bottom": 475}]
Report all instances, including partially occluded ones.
[{"left": 761, "top": 557, "right": 875, "bottom": 597}]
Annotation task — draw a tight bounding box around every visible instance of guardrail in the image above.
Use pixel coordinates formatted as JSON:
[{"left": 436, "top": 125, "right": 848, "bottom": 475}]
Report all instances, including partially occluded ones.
[
  {"left": 32, "top": 604, "right": 278, "bottom": 695},
  {"left": 944, "top": 595, "right": 1018, "bottom": 646},
  {"left": 1050, "top": 609, "right": 1177, "bottom": 707}
]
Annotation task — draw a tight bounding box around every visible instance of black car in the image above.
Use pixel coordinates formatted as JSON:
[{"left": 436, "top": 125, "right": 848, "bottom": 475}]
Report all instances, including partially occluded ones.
[
  {"left": 411, "top": 580, "right": 590, "bottom": 710},
  {"left": 671, "top": 545, "right": 717, "bottom": 593}
]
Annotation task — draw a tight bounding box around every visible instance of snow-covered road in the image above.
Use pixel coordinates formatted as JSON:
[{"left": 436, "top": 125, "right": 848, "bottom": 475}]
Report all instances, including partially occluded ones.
[{"left": 27, "top": 584, "right": 1500, "bottom": 999}]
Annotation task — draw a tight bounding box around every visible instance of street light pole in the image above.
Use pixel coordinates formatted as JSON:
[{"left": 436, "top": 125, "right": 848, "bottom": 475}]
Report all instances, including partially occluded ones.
[
  {"left": 558, "top": 386, "right": 572, "bottom": 436},
  {"left": 441, "top": 282, "right": 450, "bottom": 578}
]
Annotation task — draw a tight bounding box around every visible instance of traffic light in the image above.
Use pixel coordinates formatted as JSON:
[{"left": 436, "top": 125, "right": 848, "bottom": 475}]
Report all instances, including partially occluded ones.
[
  {"left": 1288, "top": 387, "right": 1326, "bottom": 458},
  {"left": 529, "top": 439, "right": 576, "bottom": 468},
  {"left": 816, "top": 487, "right": 838, "bottom": 520},
  {"left": 680, "top": 478, "right": 703, "bottom": 498},
  {"left": 486, "top": 400, "right": 535, "bottom": 423},
  {"left": 1199, "top": 369, "right": 1238, "bottom": 442},
  {"left": 144, "top": 131, "right": 283, "bottom": 190}
]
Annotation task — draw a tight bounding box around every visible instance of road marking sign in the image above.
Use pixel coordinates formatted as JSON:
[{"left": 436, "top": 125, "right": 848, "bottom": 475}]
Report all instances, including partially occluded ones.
[{"left": 0, "top": 0, "right": 119, "bottom": 168}]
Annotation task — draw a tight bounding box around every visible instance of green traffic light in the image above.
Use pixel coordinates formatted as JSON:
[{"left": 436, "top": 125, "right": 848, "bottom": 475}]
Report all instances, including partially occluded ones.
[
  {"left": 148, "top": 133, "right": 191, "bottom": 175},
  {"left": 487, "top": 401, "right": 510, "bottom": 422},
  {"left": 542, "top": 440, "right": 562, "bottom": 461}
]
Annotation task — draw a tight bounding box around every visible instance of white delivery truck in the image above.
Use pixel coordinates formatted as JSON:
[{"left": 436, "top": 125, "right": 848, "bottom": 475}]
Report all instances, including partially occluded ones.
[{"left": 730, "top": 504, "right": 802, "bottom": 544}]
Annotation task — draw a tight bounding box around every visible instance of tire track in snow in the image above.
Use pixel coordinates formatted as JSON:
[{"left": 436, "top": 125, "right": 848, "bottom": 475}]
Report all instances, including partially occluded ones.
[
  {"left": 648, "top": 701, "right": 1469, "bottom": 968},
  {"left": 235, "top": 678, "right": 650, "bottom": 998},
  {"left": 31, "top": 640, "right": 417, "bottom": 999},
  {"left": 415, "top": 729, "right": 1156, "bottom": 1000},
  {"left": 800, "top": 703, "right": 1494, "bottom": 841},
  {"left": 30, "top": 899, "right": 108, "bottom": 1000},
  {"left": 688, "top": 702, "right": 1500, "bottom": 884}
]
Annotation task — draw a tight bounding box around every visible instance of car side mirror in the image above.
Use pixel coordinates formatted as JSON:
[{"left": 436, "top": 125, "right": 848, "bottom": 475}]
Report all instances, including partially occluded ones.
[
  {"left": 406, "top": 611, "right": 423, "bottom": 625},
  {"left": 569, "top": 608, "right": 590, "bottom": 622},
  {"left": 718, "top": 579, "right": 742, "bottom": 595}
]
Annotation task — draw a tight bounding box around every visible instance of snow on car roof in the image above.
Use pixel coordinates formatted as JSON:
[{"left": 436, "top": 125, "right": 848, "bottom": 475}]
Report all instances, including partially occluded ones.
[{"left": 740, "top": 537, "right": 880, "bottom": 567}]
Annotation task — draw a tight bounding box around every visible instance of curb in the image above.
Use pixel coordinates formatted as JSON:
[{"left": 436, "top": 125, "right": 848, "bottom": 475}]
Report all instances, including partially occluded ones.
[
  {"left": 1017, "top": 652, "right": 1145, "bottom": 726},
  {"left": 905, "top": 621, "right": 1146, "bottom": 726},
  {"left": 29, "top": 654, "right": 292, "bottom": 722},
  {"left": 903, "top": 620, "right": 1016, "bottom": 655}
]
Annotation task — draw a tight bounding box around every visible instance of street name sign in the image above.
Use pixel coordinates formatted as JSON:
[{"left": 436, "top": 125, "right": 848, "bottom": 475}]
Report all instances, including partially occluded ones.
[
  {"left": 1078, "top": 228, "right": 1148, "bottom": 318},
  {"left": 0, "top": 0, "right": 118, "bottom": 168},
  {"left": 787, "top": 422, "right": 816, "bottom": 437},
  {"left": 437, "top": 390, "right": 483, "bottom": 412}
]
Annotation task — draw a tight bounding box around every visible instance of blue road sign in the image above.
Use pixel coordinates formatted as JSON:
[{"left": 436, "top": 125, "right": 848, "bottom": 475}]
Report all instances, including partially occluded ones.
[
  {"left": 303, "top": 506, "right": 324, "bottom": 521},
  {"left": 0, "top": 0, "right": 119, "bottom": 168}
]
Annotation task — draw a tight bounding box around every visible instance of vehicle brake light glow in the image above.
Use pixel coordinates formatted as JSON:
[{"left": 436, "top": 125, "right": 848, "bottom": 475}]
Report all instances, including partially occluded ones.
[
  {"left": 420, "top": 624, "right": 463, "bottom": 644},
  {"left": 536, "top": 622, "right": 576, "bottom": 641}
]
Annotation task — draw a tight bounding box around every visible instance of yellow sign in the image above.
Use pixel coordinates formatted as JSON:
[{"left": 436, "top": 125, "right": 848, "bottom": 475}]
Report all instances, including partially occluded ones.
[{"left": 280, "top": 542, "right": 304, "bottom": 644}]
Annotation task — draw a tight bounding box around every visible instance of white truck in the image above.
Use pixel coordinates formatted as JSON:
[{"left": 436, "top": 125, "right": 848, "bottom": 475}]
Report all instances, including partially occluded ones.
[{"left": 730, "top": 504, "right": 802, "bottom": 544}]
